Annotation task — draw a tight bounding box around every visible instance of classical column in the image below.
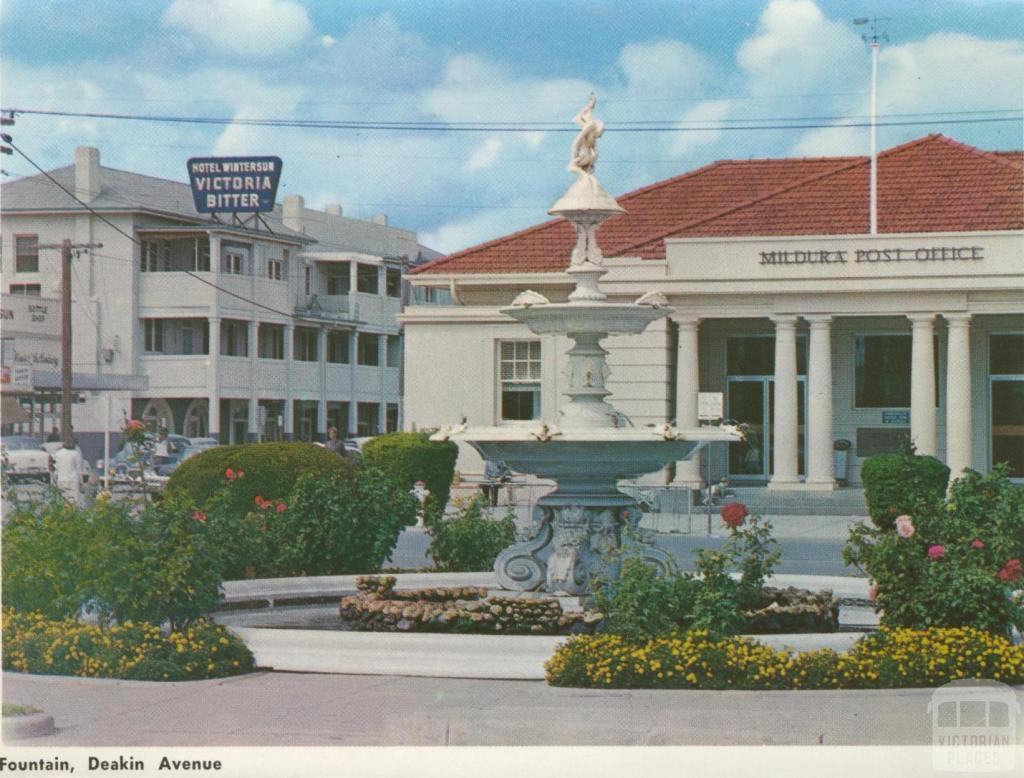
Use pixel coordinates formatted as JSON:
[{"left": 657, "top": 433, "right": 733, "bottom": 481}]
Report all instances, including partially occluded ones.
[
  {"left": 945, "top": 313, "right": 972, "bottom": 479},
  {"left": 283, "top": 322, "right": 295, "bottom": 440},
  {"left": 804, "top": 315, "right": 835, "bottom": 489},
  {"left": 317, "top": 326, "right": 328, "bottom": 441},
  {"left": 769, "top": 315, "right": 800, "bottom": 488},
  {"left": 208, "top": 316, "right": 221, "bottom": 441},
  {"left": 672, "top": 315, "right": 703, "bottom": 487},
  {"left": 248, "top": 320, "right": 259, "bottom": 442},
  {"left": 909, "top": 313, "right": 937, "bottom": 456}
]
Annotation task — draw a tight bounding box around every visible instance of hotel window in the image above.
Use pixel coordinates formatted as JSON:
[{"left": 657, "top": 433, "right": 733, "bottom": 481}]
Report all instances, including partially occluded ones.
[
  {"left": 325, "top": 264, "right": 350, "bottom": 295},
  {"left": 8, "top": 284, "right": 41, "bottom": 296},
  {"left": 386, "top": 268, "right": 402, "bottom": 298},
  {"left": 386, "top": 335, "right": 401, "bottom": 367},
  {"left": 357, "top": 333, "right": 380, "bottom": 366},
  {"left": 267, "top": 258, "right": 283, "bottom": 281},
  {"left": 500, "top": 340, "right": 541, "bottom": 421},
  {"left": 327, "top": 330, "right": 350, "bottom": 364},
  {"left": 304, "top": 266, "right": 311, "bottom": 295},
  {"left": 143, "top": 319, "right": 164, "bottom": 353},
  {"left": 990, "top": 334, "right": 1024, "bottom": 478},
  {"left": 356, "top": 264, "right": 379, "bottom": 294},
  {"left": 258, "top": 323, "right": 285, "bottom": 359},
  {"left": 357, "top": 402, "right": 380, "bottom": 436},
  {"left": 854, "top": 334, "right": 938, "bottom": 408},
  {"left": 386, "top": 403, "right": 399, "bottom": 433},
  {"left": 15, "top": 235, "right": 39, "bottom": 273},
  {"left": 293, "top": 327, "right": 318, "bottom": 362},
  {"left": 194, "top": 238, "right": 211, "bottom": 271},
  {"left": 220, "top": 319, "right": 249, "bottom": 357},
  {"left": 223, "top": 250, "right": 245, "bottom": 275}
]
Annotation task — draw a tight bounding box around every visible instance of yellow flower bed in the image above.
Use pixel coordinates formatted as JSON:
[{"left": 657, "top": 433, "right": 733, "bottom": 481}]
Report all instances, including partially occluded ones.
[
  {"left": 545, "top": 627, "right": 1024, "bottom": 689},
  {"left": 2, "top": 609, "right": 255, "bottom": 681}
]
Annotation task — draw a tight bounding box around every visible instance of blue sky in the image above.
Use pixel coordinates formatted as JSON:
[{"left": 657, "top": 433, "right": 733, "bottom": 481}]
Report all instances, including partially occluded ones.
[{"left": 2, "top": 0, "right": 1022, "bottom": 252}]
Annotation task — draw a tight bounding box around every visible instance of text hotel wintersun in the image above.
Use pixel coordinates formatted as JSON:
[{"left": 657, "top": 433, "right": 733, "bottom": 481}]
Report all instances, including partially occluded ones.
[
  {"left": 758, "top": 246, "right": 985, "bottom": 265},
  {"left": 0, "top": 755, "right": 224, "bottom": 772}
]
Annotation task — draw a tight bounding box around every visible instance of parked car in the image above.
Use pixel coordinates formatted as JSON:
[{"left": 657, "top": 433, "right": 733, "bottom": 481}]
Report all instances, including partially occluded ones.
[
  {"left": 1, "top": 435, "right": 51, "bottom": 482},
  {"left": 96, "top": 433, "right": 189, "bottom": 484},
  {"left": 40, "top": 441, "right": 94, "bottom": 484}
]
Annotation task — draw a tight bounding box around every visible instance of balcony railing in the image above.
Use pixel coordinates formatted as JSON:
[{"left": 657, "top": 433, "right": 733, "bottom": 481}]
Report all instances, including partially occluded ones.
[{"left": 294, "top": 294, "right": 360, "bottom": 323}]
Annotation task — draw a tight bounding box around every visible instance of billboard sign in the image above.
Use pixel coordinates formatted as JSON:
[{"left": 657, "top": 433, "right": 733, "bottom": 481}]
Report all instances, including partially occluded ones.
[{"left": 187, "top": 156, "right": 283, "bottom": 214}]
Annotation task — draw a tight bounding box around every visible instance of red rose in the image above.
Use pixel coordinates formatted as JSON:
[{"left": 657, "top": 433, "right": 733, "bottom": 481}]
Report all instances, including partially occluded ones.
[
  {"left": 720, "top": 502, "right": 748, "bottom": 528},
  {"left": 999, "top": 559, "right": 1022, "bottom": 583},
  {"left": 225, "top": 468, "right": 236, "bottom": 481},
  {"left": 191, "top": 510, "right": 207, "bottom": 523},
  {"left": 255, "top": 495, "right": 265, "bottom": 508},
  {"left": 971, "top": 539, "right": 985, "bottom": 550}
]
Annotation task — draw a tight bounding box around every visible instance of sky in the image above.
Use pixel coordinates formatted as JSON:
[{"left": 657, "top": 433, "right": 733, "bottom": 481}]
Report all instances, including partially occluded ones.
[{"left": 1, "top": 0, "right": 1022, "bottom": 254}]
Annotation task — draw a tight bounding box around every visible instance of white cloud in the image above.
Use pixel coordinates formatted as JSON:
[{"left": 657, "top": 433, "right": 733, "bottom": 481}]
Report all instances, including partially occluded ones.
[
  {"left": 467, "top": 138, "right": 504, "bottom": 172},
  {"left": 669, "top": 99, "right": 734, "bottom": 157},
  {"left": 618, "top": 39, "right": 713, "bottom": 95},
  {"left": 320, "top": 35, "right": 336, "bottom": 49},
  {"left": 737, "top": 0, "right": 861, "bottom": 96},
  {"left": 421, "top": 201, "right": 540, "bottom": 255},
  {"left": 161, "top": 0, "right": 313, "bottom": 57}
]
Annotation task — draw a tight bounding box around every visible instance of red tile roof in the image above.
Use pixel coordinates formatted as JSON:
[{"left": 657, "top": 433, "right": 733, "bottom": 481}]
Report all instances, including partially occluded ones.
[{"left": 412, "top": 134, "right": 1023, "bottom": 275}]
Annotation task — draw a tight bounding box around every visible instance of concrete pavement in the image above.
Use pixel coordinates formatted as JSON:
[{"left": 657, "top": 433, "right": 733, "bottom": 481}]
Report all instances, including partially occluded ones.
[{"left": 8, "top": 670, "right": 1018, "bottom": 747}]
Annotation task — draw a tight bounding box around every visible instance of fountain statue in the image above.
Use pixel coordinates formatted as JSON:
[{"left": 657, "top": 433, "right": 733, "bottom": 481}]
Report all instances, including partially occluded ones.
[{"left": 433, "top": 95, "right": 742, "bottom": 596}]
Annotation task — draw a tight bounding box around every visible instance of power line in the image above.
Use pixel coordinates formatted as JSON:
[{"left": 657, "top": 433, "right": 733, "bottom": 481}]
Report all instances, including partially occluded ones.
[
  {"left": 2, "top": 106, "right": 1021, "bottom": 133},
  {"left": 6, "top": 139, "right": 301, "bottom": 320}
]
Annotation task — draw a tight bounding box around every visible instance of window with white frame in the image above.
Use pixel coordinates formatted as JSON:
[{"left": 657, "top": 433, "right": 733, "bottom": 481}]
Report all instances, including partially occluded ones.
[
  {"left": 15, "top": 235, "right": 39, "bottom": 273},
  {"left": 143, "top": 319, "right": 165, "bottom": 353},
  {"left": 223, "top": 250, "right": 245, "bottom": 275},
  {"left": 499, "top": 340, "right": 541, "bottom": 421},
  {"left": 267, "top": 258, "right": 283, "bottom": 281},
  {"left": 220, "top": 319, "right": 249, "bottom": 357}
]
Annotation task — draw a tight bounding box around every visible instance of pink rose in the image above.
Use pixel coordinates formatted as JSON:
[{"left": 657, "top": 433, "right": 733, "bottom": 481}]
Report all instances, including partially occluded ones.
[
  {"left": 276, "top": 502, "right": 287, "bottom": 513},
  {"left": 927, "top": 545, "right": 946, "bottom": 560},
  {"left": 895, "top": 515, "right": 915, "bottom": 539},
  {"left": 225, "top": 468, "right": 236, "bottom": 481},
  {"left": 191, "top": 510, "right": 207, "bottom": 523},
  {"left": 999, "top": 559, "right": 1022, "bottom": 583},
  {"left": 971, "top": 539, "right": 985, "bottom": 550}
]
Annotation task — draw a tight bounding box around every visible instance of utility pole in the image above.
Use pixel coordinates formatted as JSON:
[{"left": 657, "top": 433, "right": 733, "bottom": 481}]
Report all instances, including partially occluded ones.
[
  {"left": 38, "top": 239, "right": 102, "bottom": 448},
  {"left": 854, "top": 17, "right": 890, "bottom": 236}
]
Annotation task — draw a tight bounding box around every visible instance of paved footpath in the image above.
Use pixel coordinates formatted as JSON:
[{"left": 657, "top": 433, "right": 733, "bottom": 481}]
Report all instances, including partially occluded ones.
[{"left": 7, "top": 670, "right": 1020, "bottom": 747}]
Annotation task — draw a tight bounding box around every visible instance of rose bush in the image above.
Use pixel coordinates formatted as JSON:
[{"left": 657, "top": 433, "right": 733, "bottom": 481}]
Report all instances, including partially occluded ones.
[{"left": 845, "top": 465, "right": 1024, "bottom": 636}]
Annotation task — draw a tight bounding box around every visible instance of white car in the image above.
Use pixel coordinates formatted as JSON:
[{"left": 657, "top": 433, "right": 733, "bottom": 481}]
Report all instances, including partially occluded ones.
[{"left": 1, "top": 436, "right": 52, "bottom": 482}]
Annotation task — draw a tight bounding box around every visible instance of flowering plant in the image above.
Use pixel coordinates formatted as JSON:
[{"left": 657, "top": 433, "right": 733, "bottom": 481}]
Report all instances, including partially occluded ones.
[
  {"left": 845, "top": 465, "right": 1024, "bottom": 636},
  {"left": 122, "top": 419, "right": 147, "bottom": 446},
  {"left": 720, "top": 502, "right": 748, "bottom": 528}
]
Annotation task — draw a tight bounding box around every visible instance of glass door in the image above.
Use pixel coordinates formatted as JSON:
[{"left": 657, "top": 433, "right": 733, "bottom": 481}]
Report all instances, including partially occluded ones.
[
  {"left": 991, "top": 378, "right": 1024, "bottom": 478},
  {"left": 728, "top": 377, "right": 806, "bottom": 481}
]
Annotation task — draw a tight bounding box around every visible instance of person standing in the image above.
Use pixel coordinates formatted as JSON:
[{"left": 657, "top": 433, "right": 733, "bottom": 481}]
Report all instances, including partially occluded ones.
[
  {"left": 46, "top": 426, "right": 61, "bottom": 443},
  {"left": 53, "top": 443, "right": 85, "bottom": 504},
  {"left": 324, "top": 426, "right": 346, "bottom": 456}
]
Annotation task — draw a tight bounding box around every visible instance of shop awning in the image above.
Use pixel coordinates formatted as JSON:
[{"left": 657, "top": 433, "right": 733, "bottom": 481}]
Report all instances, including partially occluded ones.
[
  {"left": 1, "top": 395, "right": 32, "bottom": 423},
  {"left": 31, "top": 371, "right": 149, "bottom": 392}
]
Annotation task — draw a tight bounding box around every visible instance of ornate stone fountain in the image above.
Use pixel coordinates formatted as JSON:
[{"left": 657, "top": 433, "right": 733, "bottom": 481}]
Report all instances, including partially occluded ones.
[{"left": 433, "top": 95, "right": 741, "bottom": 596}]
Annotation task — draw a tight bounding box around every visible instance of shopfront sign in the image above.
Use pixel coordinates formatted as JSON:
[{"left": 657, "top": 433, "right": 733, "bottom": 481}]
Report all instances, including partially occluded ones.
[
  {"left": 758, "top": 246, "right": 985, "bottom": 266},
  {"left": 187, "top": 156, "right": 283, "bottom": 213},
  {"left": 698, "top": 392, "right": 724, "bottom": 421}
]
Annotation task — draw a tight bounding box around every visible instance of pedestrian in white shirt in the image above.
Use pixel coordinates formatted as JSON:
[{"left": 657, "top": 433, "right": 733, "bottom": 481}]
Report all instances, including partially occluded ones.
[{"left": 53, "top": 444, "right": 85, "bottom": 504}]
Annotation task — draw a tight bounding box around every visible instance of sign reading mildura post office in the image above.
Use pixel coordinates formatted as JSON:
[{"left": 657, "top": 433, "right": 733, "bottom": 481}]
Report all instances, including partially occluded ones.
[{"left": 187, "top": 156, "right": 283, "bottom": 213}]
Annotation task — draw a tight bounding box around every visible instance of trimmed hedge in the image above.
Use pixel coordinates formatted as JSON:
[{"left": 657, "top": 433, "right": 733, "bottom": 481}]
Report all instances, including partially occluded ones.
[
  {"left": 361, "top": 432, "right": 458, "bottom": 522},
  {"left": 166, "top": 442, "right": 352, "bottom": 512},
  {"left": 2, "top": 609, "right": 254, "bottom": 681},
  {"left": 545, "top": 627, "right": 1024, "bottom": 689},
  {"left": 861, "top": 444, "right": 949, "bottom": 531}
]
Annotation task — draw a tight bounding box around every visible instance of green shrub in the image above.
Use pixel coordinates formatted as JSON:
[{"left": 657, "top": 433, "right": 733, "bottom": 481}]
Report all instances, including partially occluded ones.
[
  {"left": 591, "top": 506, "right": 779, "bottom": 640},
  {"left": 361, "top": 432, "right": 458, "bottom": 522},
  {"left": 2, "top": 494, "right": 223, "bottom": 630},
  {"left": 166, "top": 442, "right": 351, "bottom": 515},
  {"left": 845, "top": 465, "right": 1024, "bottom": 635},
  {"left": 206, "top": 467, "right": 416, "bottom": 579},
  {"left": 544, "top": 627, "right": 1024, "bottom": 689},
  {"left": 426, "top": 496, "right": 516, "bottom": 572},
  {"left": 2, "top": 609, "right": 254, "bottom": 681},
  {"left": 860, "top": 442, "right": 950, "bottom": 531}
]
